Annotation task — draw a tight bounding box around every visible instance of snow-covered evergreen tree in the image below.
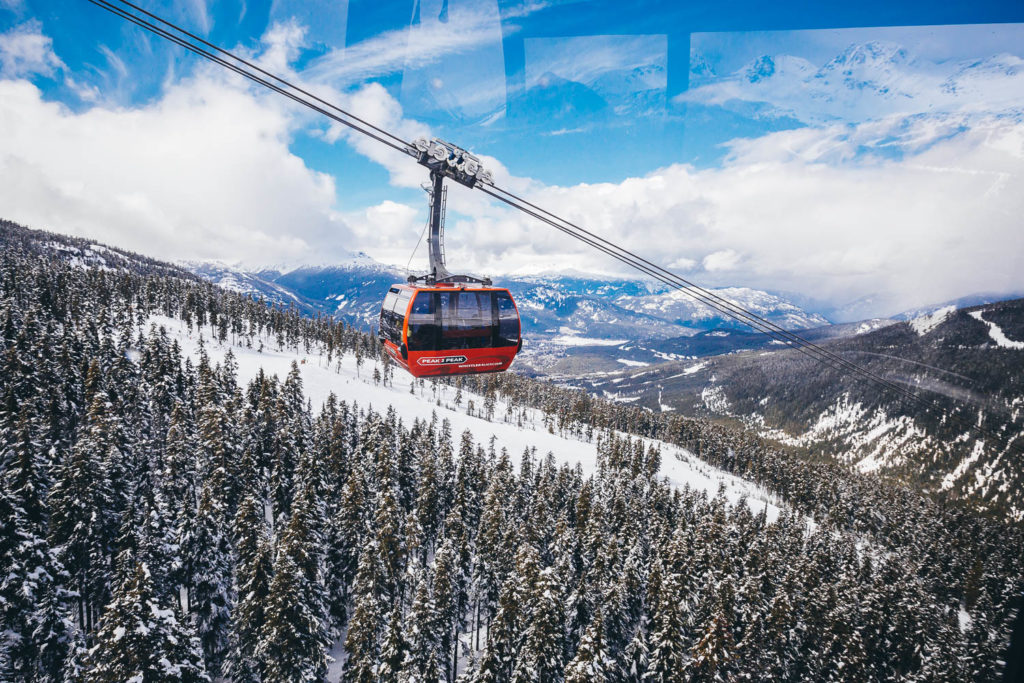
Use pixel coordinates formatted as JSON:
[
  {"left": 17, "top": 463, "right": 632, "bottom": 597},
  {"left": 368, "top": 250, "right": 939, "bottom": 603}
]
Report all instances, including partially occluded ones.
[
  {"left": 258, "top": 483, "right": 330, "bottom": 682},
  {"left": 644, "top": 568, "right": 687, "bottom": 682},
  {"left": 85, "top": 561, "right": 207, "bottom": 682},
  {"left": 182, "top": 477, "right": 233, "bottom": 676},
  {"left": 224, "top": 491, "right": 273, "bottom": 683},
  {"left": 565, "top": 606, "right": 614, "bottom": 683},
  {"left": 511, "top": 565, "right": 565, "bottom": 683},
  {"left": 377, "top": 607, "right": 408, "bottom": 682},
  {"left": 342, "top": 547, "right": 385, "bottom": 683},
  {"left": 48, "top": 386, "right": 120, "bottom": 633}
]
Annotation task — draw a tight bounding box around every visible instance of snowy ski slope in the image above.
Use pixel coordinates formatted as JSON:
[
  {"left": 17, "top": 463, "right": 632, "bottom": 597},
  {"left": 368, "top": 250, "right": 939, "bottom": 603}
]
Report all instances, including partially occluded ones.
[{"left": 148, "top": 316, "right": 784, "bottom": 522}]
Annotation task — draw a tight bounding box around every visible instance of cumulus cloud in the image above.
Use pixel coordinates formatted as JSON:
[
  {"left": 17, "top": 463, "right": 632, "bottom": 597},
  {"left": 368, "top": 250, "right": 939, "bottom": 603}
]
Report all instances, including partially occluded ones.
[
  {"left": 321, "top": 82, "right": 431, "bottom": 189},
  {"left": 703, "top": 249, "right": 741, "bottom": 272},
  {"left": 0, "top": 18, "right": 446, "bottom": 268},
  {"left": 435, "top": 114, "right": 1024, "bottom": 319},
  {"left": 0, "top": 21, "right": 64, "bottom": 78},
  {"left": 258, "top": 20, "right": 306, "bottom": 74},
  {"left": 0, "top": 72, "right": 358, "bottom": 267},
  {"left": 343, "top": 200, "right": 423, "bottom": 266}
]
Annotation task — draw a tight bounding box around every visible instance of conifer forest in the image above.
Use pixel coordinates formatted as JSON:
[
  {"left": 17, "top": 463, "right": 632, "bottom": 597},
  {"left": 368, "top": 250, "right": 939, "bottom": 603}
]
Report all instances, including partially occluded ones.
[{"left": 1, "top": 221, "right": 1022, "bottom": 681}]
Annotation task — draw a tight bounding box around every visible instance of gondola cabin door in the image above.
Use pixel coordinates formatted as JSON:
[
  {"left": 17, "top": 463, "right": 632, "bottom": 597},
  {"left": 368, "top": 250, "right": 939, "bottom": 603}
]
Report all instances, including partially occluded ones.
[{"left": 379, "top": 284, "right": 522, "bottom": 377}]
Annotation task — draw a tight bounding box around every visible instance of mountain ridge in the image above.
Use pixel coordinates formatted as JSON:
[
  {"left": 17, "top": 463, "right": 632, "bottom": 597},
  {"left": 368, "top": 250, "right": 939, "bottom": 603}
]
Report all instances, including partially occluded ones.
[{"left": 570, "top": 296, "right": 1024, "bottom": 520}]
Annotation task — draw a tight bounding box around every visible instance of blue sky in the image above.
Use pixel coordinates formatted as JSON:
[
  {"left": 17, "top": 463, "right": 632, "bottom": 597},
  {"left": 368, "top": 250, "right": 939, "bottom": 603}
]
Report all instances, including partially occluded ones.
[{"left": 1, "top": 0, "right": 1023, "bottom": 318}]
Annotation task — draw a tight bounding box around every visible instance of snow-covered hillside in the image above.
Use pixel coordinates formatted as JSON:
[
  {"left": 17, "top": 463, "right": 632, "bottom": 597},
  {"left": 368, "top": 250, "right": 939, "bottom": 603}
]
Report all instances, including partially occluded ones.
[
  {"left": 575, "top": 297, "right": 1024, "bottom": 521},
  {"left": 148, "top": 314, "right": 785, "bottom": 523},
  {"left": 614, "top": 286, "right": 829, "bottom": 331}
]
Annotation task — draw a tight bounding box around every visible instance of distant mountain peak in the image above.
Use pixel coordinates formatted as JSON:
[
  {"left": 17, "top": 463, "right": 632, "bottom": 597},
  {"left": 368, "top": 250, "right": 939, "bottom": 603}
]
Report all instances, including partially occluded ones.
[
  {"left": 689, "top": 51, "right": 717, "bottom": 81},
  {"left": 745, "top": 55, "right": 776, "bottom": 83},
  {"left": 823, "top": 41, "right": 911, "bottom": 71}
]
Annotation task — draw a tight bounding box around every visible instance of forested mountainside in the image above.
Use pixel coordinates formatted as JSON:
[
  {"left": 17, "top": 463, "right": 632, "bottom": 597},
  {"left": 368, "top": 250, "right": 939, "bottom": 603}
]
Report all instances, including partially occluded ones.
[
  {"left": 579, "top": 299, "right": 1024, "bottom": 521},
  {"left": 1, "top": 219, "right": 1023, "bottom": 681}
]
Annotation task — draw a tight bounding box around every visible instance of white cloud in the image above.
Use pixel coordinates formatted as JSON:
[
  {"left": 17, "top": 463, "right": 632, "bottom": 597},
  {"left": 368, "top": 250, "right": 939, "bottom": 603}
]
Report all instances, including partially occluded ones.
[
  {"left": 0, "top": 73, "right": 355, "bottom": 267},
  {"left": 268, "top": 0, "right": 348, "bottom": 51},
  {"left": 703, "top": 249, "right": 740, "bottom": 271},
  {"left": 321, "top": 82, "right": 431, "bottom": 188},
  {"left": 97, "top": 44, "right": 129, "bottom": 78},
  {"left": 344, "top": 200, "right": 422, "bottom": 265},
  {"left": 0, "top": 20, "right": 447, "bottom": 269},
  {"left": 0, "top": 21, "right": 64, "bottom": 78},
  {"left": 258, "top": 20, "right": 306, "bottom": 74},
  {"left": 433, "top": 115, "right": 1024, "bottom": 318}
]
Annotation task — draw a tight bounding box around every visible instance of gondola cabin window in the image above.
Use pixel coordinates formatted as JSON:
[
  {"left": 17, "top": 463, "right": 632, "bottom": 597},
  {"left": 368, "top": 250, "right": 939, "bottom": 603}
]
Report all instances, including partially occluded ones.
[
  {"left": 407, "top": 292, "right": 438, "bottom": 351},
  {"left": 441, "top": 291, "right": 492, "bottom": 350},
  {"left": 403, "top": 289, "right": 522, "bottom": 352},
  {"left": 380, "top": 287, "right": 411, "bottom": 345},
  {"left": 496, "top": 290, "right": 519, "bottom": 346}
]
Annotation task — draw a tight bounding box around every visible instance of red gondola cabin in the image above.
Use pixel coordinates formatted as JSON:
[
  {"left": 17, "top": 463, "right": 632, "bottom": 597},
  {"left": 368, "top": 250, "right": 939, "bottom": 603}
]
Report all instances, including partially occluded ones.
[{"left": 379, "top": 283, "right": 522, "bottom": 377}]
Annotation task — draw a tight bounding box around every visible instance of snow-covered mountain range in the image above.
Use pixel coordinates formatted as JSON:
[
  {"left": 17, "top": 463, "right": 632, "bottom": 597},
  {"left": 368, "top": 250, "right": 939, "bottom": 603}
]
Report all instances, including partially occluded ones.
[{"left": 184, "top": 258, "right": 831, "bottom": 350}]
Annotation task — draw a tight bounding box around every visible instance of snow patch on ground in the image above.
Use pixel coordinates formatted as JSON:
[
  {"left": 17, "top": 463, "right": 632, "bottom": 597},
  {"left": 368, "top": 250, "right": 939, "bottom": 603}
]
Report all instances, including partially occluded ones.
[
  {"left": 969, "top": 310, "right": 1024, "bottom": 349},
  {"left": 549, "top": 335, "right": 628, "bottom": 347},
  {"left": 958, "top": 607, "right": 972, "bottom": 633},
  {"left": 658, "top": 389, "right": 674, "bottom": 413},
  {"left": 701, "top": 386, "right": 730, "bottom": 413},
  {"left": 909, "top": 305, "right": 955, "bottom": 335},
  {"left": 683, "top": 361, "right": 707, "bottom": 375},
  {"left": 941, "top": 439, "right": 987, "bottom": 490},
  {"left": 664, "top": 362, "right": 709, "bottom": 381}
]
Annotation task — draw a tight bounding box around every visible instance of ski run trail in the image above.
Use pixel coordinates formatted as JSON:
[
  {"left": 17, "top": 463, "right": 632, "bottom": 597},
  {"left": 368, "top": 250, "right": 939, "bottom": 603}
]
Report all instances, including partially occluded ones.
[{"left": 969, "top": 310, "right": 1024, "bottom": 350}]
